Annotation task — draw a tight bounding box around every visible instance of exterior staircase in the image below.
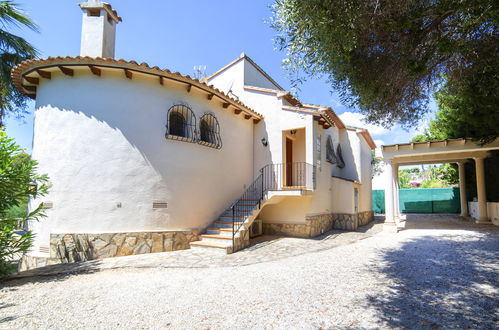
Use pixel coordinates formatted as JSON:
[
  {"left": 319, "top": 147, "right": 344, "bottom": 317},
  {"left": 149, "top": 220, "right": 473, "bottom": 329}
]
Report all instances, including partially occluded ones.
[
  {"left": 189, "top": 199, "right": 261, "bottom": 252},
  {"left": 190, "top": 162, "right": 316, "bottom": 253}
]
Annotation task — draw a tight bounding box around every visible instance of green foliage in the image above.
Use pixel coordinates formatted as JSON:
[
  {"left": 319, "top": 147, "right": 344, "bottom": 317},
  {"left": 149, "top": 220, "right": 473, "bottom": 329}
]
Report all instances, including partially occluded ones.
[
  {"left": 0, "top": 130, "right": 48, "bottom": 277},
  {"left": 271, "top": 0, "right": 498, "bottom": 135},
  {"left": 398, "top": 170, "right": 412, "bottom": 189},
  {"left": 371, "top": 151, "right": 383, "bottom": 178},
  {"left": 0, "top": 1, "right": 38, "bottom": 128},
  {"left": 398, "top": 165, "right": 456, "bottom": 189}
]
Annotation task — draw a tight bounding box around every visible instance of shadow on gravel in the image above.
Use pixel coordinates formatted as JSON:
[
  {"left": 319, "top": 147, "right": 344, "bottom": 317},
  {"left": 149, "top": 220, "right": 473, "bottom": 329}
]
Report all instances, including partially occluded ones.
[
  {"left": 401, "top": 214, "right": 499, "bottom": 233},
  {"left": 1, "top": 259, "right": 103, "bottom": 286},
  {"left": 367, "top": 233, "right": 499, "bottom": 328}
]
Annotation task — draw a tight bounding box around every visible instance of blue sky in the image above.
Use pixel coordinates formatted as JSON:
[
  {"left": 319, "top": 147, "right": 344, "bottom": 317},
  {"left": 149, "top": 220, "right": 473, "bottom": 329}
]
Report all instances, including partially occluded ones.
[{"left": 5, "top": 0, "right": 432, "bottom": 152}]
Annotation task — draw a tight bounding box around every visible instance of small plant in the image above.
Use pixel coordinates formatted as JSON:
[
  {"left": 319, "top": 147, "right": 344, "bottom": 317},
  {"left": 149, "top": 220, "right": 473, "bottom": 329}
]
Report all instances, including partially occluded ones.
[{"left": 0, "top": 131, "right": 49, "bottom": 277}]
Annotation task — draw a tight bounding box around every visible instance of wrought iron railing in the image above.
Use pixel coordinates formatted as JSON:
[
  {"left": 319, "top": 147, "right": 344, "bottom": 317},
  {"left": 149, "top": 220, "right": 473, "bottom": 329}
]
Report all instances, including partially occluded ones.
[{"left": 230, "top": 162, "right": 316, "bottom": 247}]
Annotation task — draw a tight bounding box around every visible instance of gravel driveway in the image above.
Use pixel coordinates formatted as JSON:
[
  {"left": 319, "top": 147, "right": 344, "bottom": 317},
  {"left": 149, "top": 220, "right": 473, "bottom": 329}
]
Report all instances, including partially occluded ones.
[{"left": 1, "top": 215, "right": 498, "bottom": 329}]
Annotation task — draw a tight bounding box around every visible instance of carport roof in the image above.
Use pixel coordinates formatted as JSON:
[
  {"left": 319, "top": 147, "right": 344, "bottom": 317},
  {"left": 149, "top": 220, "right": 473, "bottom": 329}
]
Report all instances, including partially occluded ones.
[{"left": 381, "top": 138, "right": 499, "bottom": 165}]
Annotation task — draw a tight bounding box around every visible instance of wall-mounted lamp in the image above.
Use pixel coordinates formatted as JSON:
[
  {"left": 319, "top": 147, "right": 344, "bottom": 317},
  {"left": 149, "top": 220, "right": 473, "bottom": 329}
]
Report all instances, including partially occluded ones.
[
  {"left": 290, "top": 130, "right": 297, "bottom": 135},
  {"left": 261, "top": 137, "right": 268, "bottom": 147}
]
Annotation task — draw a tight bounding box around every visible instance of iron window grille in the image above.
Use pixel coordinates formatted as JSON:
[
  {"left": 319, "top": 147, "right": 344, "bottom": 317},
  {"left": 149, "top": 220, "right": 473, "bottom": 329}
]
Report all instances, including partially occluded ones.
[
  {"left": 165, "top": 104, "right": 197, "bottom": 142},
  {"left": 198, "top": 113, "right": 222, "bottom": 149}
]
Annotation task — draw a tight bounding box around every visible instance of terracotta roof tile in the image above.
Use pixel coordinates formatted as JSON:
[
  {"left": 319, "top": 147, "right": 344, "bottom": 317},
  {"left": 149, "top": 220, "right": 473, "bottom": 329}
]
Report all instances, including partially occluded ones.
[{"left": 11, "top": 56, "right": 262, "bottom": 120}]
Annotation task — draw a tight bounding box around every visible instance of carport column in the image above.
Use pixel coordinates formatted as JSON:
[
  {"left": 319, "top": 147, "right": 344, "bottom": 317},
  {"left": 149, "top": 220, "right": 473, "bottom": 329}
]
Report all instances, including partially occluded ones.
[
  {"left": 393, "top": 163, "right": 400, "bottom": 218},
  {"left": 457, "top": 161, "right": 468, "bottom": 217},
  {"left": 474, "top": 157, "right": 489, "bottom": 223},
  {"left": 384, "top": 159, "right": 397, "bottom": 232}
]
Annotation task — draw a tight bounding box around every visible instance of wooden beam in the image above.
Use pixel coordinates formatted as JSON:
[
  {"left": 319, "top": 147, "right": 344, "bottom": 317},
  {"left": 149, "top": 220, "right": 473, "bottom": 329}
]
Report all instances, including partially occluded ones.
[
  {"left": 323, "top": 124, "right": 331, "bottom": 129},
  {"left": 244, "top": 114, "right": 251, "bottom": 120},
  {"left": 222, "top": 102, "right": 230, "bottom": 109},
  {"left": 24, "top": 76, "right": 39, "bottom": 85},
  {"left": 159, "top": 76, "right": 164, "bottom": 85},
  {"left": 234, "top": 109, "right": 242, "bottom": 115},
  {"left": 58, "top": 66, "right": 74, "bottom": 76},
  {"left": 36, "top": 69, "right": 51, "bottom": 79},
  {"left": 124, "top": 69, "right": 132, "bottom": 79},
  {"left": 186, "top": 84, "right": 192, "bottom": 92},
  {"left": 207, "top": 93, "right": 214, "bottom": 100},
  {"left": 22, "top": 85, "right": 36, "bottom": 93},
  {"left": 253, "top": 118, "right": 261, "bottom": 124},
  {"left": 89, "top": 65, "right": 101, "bottom": 76}
]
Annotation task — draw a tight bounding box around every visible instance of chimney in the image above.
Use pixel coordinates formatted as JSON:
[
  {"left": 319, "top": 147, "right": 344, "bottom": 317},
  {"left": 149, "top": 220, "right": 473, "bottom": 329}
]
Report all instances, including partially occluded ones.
[{"left": 78, "top": 1, "right": 122, "bottom": 58}]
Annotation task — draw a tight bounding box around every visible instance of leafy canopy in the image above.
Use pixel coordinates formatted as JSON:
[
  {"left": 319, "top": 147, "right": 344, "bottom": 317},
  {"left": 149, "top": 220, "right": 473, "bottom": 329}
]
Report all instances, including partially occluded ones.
[
  {"left": 271, "top": 0, "right": 498, "bottom": 132},
  {"left": 0, "top": 1, "right": 38, "bottom": 128}
]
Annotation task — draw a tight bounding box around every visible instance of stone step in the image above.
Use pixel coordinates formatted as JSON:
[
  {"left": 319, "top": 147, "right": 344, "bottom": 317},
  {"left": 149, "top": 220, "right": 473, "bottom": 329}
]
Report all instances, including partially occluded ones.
[
  {"left": 197, "top": 238, "right": 232, "bottom": 245},
  {"left": 189, "top": 240, "right": 228, "bottom": 250},
  {"left": 198, "top": 234, "right": 232, "bottom": 240},
  {"left": 211, "top": 221, "right": 233, "bottom": 228},
  {"left": 221, "top": 213, "right": 248, "bottom": 218},
  {"left": 218, "top": 215, "right": 248, "bottom": 221},
  {"left": 206, "top": 228, "right": 233, "bottom": 236}
]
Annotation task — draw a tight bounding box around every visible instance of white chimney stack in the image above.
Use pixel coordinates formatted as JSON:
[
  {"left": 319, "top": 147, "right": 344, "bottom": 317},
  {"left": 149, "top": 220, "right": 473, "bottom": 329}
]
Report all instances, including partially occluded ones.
[{"left": 78, "top": 1, "right": 122, "bottom": 58}]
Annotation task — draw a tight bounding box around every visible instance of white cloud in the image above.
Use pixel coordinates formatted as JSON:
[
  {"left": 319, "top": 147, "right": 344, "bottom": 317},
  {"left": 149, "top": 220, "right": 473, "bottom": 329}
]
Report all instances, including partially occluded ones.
[{"left": 339, "top": 112, "right": 389, "bottom": 135}]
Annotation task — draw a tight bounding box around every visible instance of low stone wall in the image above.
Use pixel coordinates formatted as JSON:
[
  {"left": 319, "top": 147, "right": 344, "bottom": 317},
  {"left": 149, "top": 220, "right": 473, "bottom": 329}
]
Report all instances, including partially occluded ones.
[
  {"left": 263, "top": 210, "right": 375, "bottom": 238},
  {"left": 331, "top": 213, "right": 358, "bottom": 231},
  {"left": 358, "top": 210, "right": 374, "bottom": 227},
  {"left": 49, "top": 231, "right": 195, "bottom": 264},
  {"left": 18, "top": 255, "right": 61, "bottom": 271},
  {"left": 18, "top": 230, "right": 195, "bottom": 271}
]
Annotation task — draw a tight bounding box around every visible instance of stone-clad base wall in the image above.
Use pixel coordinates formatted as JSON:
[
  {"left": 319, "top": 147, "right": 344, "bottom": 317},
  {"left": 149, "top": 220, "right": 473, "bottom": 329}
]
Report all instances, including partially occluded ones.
[
  {"left": 19, "top": 231, "right": 195, "bottom": 271},
  {"left": 358, "top": 211, "right": 374, "bottom": 227},
  {"left": 262, "top": 210, "right": 374, "bottom": 238},
  {"left": 50, "top": 231, "right": 196, "bottom": 263}
]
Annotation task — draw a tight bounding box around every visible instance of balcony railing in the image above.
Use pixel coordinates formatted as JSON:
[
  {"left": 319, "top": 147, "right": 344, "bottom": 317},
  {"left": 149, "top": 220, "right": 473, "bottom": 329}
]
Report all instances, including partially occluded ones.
[{"left": 261, "top": 162, "right": 316, "bottom": 192}]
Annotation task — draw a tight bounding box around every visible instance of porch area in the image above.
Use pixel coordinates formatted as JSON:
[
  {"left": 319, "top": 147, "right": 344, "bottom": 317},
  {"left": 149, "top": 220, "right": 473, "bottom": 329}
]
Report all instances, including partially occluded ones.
[{"left": 381, "top": 138, "right": 499, "bottom": 230}]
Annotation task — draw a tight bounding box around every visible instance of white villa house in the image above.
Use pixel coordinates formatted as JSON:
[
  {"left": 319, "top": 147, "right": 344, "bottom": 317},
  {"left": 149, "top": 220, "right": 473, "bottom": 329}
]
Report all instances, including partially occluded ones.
[{"left": 13, "top": 1, "right": 376, "bottom": 269}]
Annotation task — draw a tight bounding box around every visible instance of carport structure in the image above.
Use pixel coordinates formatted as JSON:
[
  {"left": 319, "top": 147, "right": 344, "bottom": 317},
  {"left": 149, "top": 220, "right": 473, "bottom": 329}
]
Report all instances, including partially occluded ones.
[{"left": 381, "top": 138, "right": 499, "bottom": 230}]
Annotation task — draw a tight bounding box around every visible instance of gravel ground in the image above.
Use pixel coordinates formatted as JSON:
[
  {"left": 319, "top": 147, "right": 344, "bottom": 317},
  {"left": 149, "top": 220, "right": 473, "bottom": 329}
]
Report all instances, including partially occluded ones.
[{"left": 1, "top": 215, "right": 498, "bottom": 329}]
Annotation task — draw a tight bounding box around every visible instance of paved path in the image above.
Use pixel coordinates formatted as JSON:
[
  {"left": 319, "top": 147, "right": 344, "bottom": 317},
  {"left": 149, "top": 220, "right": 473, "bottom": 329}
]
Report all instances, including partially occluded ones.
[
  {"left": 1, "top": 215, "right": 498, "bottom": 329},
  {"left": 11, "top": 219, "right": 384, "bottom": 277}
]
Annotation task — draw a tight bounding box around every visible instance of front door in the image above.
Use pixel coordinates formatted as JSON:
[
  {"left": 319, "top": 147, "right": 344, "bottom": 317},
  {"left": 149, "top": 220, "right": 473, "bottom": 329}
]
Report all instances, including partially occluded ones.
[{"left": 286, "top": 138, "right": 293, "bottom": 186}]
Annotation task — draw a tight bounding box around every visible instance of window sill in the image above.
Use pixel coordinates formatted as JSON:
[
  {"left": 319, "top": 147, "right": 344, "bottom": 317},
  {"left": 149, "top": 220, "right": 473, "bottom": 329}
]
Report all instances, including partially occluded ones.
[
  {"left": 165, "top": 134, "right": 196, "bottom": 143},
  {"left": 198, "top": 141, "right": 221, "bottom": 149}
]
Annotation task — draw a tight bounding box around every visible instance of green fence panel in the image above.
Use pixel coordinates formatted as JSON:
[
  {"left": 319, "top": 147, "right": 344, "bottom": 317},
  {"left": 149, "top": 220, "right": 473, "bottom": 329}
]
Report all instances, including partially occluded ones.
[
  {"left": 372, "top": 188, "right": 461, "bottom": 214},
  {"left": 372, "top": 190, "right": 385, "bottom": 213}
]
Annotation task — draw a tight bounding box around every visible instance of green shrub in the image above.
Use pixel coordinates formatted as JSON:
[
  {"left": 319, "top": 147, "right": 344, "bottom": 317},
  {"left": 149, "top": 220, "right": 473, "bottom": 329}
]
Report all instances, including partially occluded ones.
[{"left": 0, "top": 131, "right": 49, "bottom": 277}]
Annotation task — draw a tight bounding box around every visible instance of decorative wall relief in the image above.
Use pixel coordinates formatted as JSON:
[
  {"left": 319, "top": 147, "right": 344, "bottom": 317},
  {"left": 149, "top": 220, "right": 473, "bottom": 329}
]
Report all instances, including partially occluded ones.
[
  {"left": 326, "top": 135, "right": 346, "bottom": 168},
  {"left": 326, "top": 135, "right": 336, "bottom": 164},
  {"left": 336, "top": 144, "right": 345, "bottom": 168}
]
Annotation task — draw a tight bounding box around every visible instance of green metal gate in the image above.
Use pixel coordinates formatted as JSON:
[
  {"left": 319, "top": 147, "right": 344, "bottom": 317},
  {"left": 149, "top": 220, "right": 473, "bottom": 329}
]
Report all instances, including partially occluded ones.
[{"left": 372, "top": 188, "right": 461, "bottom": 214}]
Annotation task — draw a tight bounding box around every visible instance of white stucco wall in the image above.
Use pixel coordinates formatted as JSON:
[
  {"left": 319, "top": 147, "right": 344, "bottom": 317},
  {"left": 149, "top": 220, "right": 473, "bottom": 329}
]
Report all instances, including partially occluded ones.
[
  {"left": 243, "top": 60, "right": 282, "bottom": 91},
  {"left": 208, "top": 56, "right": 373, "bottom": 225},
  {"left": 208, "top": 60, "right": 245, "bottom": 97},
  {"left": 30, "top": 68, "right": 254, "bottom": 252},
  {"left": 257, "top": 196, "right": 312, "bottom": 224}
]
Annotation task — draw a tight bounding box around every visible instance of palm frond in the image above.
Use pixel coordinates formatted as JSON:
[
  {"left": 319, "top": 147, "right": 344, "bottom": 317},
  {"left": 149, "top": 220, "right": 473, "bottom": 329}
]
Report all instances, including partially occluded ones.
[{"left": 0, "top": 1, "right": 38, "bottom": 32}]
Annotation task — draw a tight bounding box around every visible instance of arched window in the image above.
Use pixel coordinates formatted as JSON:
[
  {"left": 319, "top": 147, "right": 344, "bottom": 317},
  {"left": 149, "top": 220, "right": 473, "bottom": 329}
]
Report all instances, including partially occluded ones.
[
  {"left": 169, "top": 111, "right": 186, "bottom": 137},
  {"left": 198, "top": 113, "right": 222, "bottom": 149},
  {"left": 166, "top": 105, "right": 196, "bottom": 141}
]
